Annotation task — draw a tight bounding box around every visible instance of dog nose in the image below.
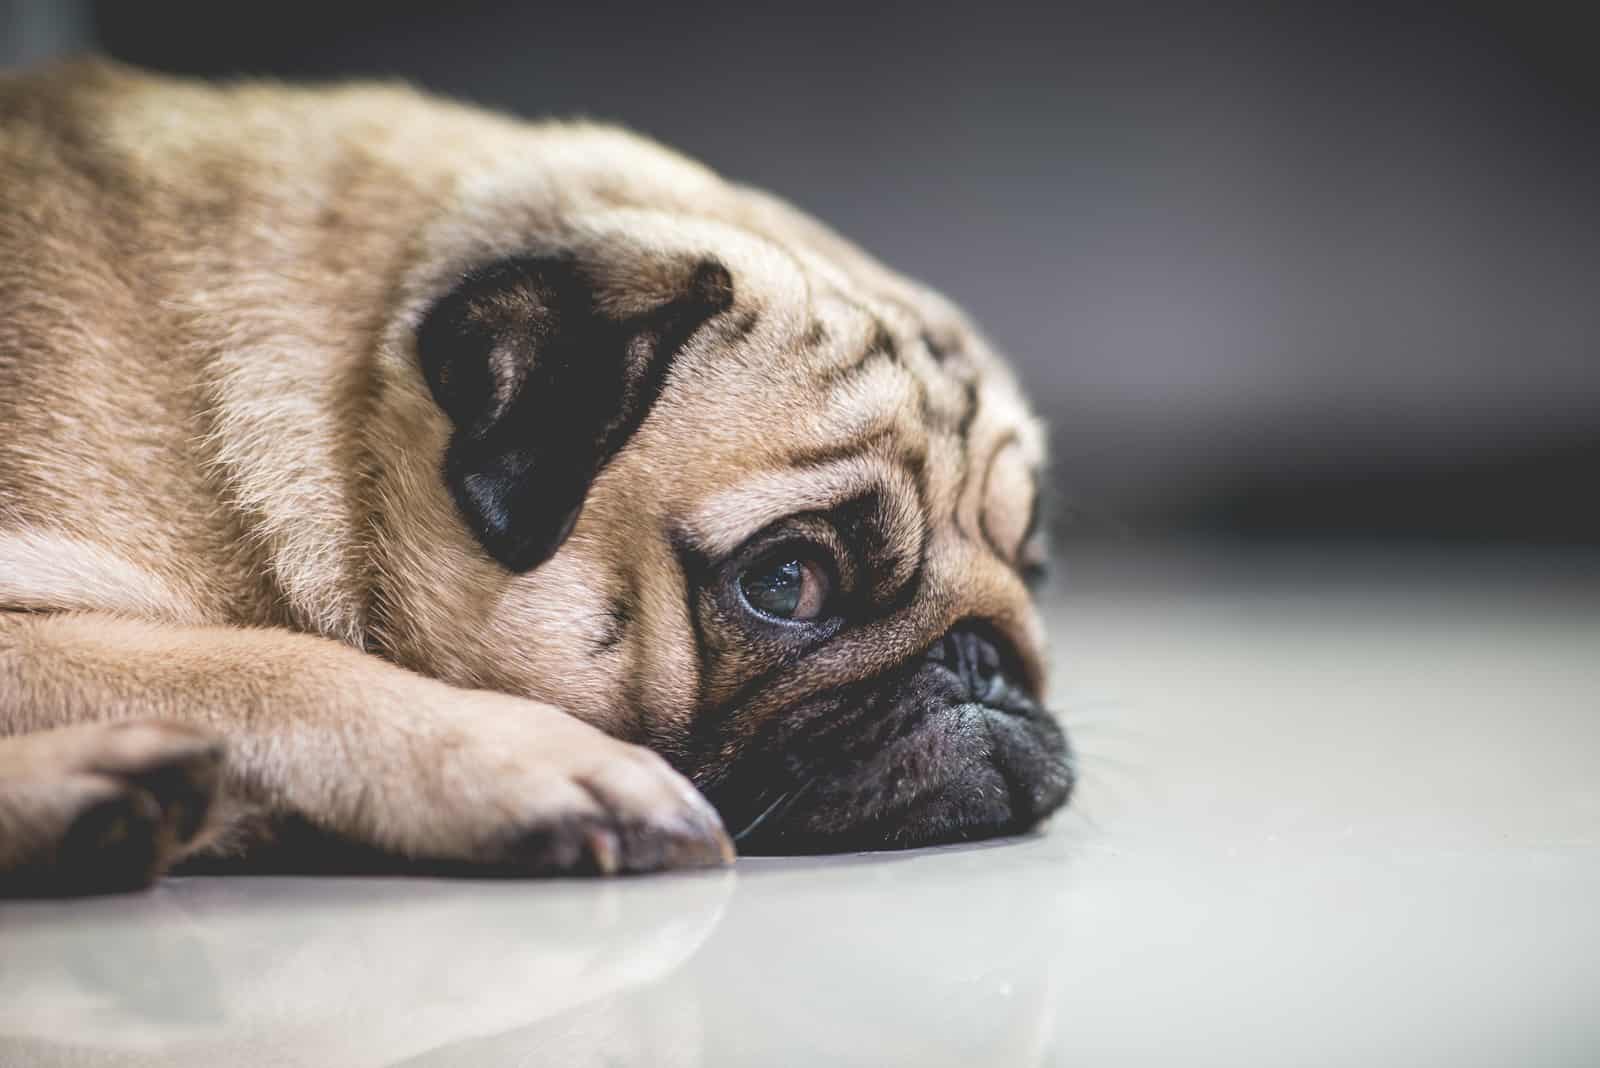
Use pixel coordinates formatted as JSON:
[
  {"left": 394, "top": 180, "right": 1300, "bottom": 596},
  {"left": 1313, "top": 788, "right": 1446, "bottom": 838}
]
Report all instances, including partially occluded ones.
[{"left": 924, "top": 623, "right": 1021, "bottom": 704}]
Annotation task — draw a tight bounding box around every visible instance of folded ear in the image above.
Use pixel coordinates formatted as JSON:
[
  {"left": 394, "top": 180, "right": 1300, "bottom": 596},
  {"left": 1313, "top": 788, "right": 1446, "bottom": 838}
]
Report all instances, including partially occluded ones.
[{"left": 416, "top": 253, "right": 733, "bottom": 572}]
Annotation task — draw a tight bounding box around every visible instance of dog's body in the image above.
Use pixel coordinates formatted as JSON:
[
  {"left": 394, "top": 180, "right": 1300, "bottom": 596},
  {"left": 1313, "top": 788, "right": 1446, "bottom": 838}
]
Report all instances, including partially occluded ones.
[{"left": 0, "top": 59, "right": 1071, "bottom": 892}]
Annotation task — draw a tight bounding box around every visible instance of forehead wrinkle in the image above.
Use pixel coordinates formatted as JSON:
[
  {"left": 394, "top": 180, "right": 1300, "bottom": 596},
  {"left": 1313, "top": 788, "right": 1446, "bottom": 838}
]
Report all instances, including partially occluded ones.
[
  {"left": 952, "top": 374, "right": 1040, "bottom": 515},
  {"left": 976, "top": 429, "right": 1026, "bottom": 560},
  {"left": 824, "top": 354, "right": 922, "bottom": 429},
  {"left": 685, "top": 454, "right": 922, "bottom": 559}
]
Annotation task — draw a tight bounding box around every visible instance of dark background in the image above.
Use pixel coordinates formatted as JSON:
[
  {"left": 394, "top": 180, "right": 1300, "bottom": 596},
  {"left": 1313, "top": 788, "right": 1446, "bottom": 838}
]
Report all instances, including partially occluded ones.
[{"left": 5, "top": 1, "right": 1596, "bottom": 546}]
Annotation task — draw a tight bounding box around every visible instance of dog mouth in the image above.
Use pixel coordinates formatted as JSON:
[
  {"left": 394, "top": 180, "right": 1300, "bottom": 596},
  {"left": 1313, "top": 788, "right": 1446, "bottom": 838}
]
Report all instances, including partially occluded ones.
[{"left": 708, "top": 623, "right": 1075, "bottom": 855}]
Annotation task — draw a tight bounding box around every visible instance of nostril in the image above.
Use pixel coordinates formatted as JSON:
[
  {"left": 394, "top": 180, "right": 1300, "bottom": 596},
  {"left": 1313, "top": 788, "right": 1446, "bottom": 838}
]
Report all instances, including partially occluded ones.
[
  {"left": 967, "top": 630, "right": 1002, "bottom": 682},
  {"left": 925, "top": 622, "right": 1028, "bottom": 704}
]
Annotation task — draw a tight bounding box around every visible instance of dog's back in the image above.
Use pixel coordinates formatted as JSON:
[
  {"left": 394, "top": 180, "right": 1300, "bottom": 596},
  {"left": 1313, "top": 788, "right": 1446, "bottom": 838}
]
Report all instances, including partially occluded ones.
[
  {"left": 0, "top": 61, "right": 442, "bottom": 636},
  {"left": 0, "top": 59, "right": 744, "bottom": 640}
]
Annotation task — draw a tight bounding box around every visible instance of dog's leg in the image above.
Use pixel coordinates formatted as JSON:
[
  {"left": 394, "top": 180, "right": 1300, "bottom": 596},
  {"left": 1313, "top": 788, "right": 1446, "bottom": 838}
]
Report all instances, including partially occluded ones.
[{"left": 0, "top": 612, "right": 731, "bottom": 890}]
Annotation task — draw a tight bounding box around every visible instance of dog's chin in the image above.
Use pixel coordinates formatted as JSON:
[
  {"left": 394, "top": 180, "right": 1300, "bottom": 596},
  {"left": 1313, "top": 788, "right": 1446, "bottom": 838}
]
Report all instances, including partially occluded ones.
[{"left": 712, "top": 652, "right": 1075, "bottom": 856}]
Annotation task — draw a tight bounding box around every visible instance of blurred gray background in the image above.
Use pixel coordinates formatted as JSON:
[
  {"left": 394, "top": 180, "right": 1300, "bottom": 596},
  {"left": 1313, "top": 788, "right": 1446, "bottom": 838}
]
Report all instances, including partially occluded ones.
[{"left": 6, "top": 1, "right": 1596, "bottom": 546}]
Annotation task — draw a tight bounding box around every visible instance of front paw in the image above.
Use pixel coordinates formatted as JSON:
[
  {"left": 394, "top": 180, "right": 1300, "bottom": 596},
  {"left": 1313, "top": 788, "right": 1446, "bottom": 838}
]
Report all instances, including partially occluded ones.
[
  {"left": 491, "top": 743, "right": 735, "bottom": 875},
  {"left": 382, "top": 699, "right": 734, "bottom": 876}
]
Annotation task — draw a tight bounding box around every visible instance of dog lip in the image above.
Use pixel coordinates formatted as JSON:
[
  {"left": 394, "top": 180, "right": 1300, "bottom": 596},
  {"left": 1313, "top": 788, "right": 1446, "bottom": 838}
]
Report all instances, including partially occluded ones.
[
  {"left": 702, "top": 629, "right": 1062, "bottom": 854},
  {"left": 729, "top": 691, "right": 1073, "bottom": 855}
]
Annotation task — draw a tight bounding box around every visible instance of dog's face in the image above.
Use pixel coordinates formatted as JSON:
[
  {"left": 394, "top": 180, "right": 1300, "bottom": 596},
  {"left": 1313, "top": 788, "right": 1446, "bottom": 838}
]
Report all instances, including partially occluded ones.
[{"left": 372, "top": 152, "right": 1072, "bottom": 852}]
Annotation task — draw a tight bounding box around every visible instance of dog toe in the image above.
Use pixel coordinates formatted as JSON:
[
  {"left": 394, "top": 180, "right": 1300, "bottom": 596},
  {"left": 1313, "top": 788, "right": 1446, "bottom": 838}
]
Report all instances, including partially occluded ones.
[
  {"left": 505, "top": 809, "right": 730, "bottom": 876},
  {"left": 494, "top": 751, "right": 732, "bottom": 876},
  {"left": 56, "top": 777, "right": 166, "bottom": 894},
  {"left": 0, "top": 774, "right": 166, "bottom": 897},
  {"left": 84, "top": 722, "right": 225, "bottom": 846}
]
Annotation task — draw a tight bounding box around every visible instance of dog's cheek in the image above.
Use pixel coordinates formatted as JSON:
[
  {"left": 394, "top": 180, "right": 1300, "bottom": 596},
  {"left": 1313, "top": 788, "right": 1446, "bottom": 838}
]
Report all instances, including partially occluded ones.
[{"left": 452, "top": 551, "right": 638, "bottom": 737}]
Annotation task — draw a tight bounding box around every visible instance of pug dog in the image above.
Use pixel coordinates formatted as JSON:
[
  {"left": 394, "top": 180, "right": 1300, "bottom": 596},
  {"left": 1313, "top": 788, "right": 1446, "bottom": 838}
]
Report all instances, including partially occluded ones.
[{"left": 0, "top": 58, "right": 1072, "bottom": 894}]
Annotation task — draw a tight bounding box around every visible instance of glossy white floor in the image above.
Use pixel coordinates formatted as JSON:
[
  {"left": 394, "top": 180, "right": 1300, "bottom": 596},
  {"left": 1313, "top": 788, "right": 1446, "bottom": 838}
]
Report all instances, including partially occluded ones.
[{"left": 2, "top": 548, "right": 1597, "bottom": 1067}]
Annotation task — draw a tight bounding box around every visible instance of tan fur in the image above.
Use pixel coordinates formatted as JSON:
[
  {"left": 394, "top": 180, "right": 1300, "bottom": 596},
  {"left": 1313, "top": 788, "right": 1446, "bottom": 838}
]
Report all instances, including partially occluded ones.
[{"left": 0, "top": 59, "right": 1048, "bottom": 888}]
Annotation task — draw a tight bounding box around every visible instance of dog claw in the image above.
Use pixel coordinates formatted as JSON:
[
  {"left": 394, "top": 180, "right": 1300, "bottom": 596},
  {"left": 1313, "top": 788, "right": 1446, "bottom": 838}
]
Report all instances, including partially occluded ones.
[{"left": 585, "top": 827, "right": 621, "bottom": 875}]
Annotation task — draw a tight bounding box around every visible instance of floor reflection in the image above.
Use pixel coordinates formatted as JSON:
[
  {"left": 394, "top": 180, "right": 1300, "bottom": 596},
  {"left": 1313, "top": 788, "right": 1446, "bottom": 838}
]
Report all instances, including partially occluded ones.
[
  {"left": 0, "top": 870, "right": 736, "bottom": 1066},
  {"left": 412, "top": 839, "right": 1071, "bottom": 1067},
  {"left": 0, "top": 832, "right": 1074, "bottom": 1067}
]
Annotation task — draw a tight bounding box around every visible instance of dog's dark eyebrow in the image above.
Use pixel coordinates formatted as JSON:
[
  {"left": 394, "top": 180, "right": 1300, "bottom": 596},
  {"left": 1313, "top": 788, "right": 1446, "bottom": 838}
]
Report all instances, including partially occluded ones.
[
  {"left": 786, "top": 425, "right": 927, "bottom": 490},
  {"left": 667, "top": 521, "right": 718, "bottom": 575}
]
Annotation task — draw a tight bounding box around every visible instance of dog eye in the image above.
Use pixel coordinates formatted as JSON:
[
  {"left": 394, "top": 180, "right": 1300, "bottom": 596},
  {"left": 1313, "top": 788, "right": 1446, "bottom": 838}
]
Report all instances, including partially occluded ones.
[{"left": 739, "top": 554, "right": 830, "bottom": 622}]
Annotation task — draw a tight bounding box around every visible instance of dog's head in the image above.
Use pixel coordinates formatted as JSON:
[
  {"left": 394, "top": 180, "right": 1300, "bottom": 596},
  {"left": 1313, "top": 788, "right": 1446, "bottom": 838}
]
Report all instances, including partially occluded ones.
[{"left": 374, "top": 131, "right": 1072, "bottom": 852}]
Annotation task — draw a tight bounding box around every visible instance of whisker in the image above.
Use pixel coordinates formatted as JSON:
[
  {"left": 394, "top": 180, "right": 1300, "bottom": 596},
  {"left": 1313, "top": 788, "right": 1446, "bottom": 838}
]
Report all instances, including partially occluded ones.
[
  {"left": 733, "top": 790, "right": 793, "bottom": 842},
  {"left": 734, "top": 774, "right": 823, "bottom": 843}
]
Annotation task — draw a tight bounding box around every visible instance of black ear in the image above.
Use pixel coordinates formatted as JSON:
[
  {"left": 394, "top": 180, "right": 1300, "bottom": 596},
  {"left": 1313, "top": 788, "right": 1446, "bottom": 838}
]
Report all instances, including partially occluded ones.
[{"left": 417, "top": 254, "right": 733, "bottom": 572}]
